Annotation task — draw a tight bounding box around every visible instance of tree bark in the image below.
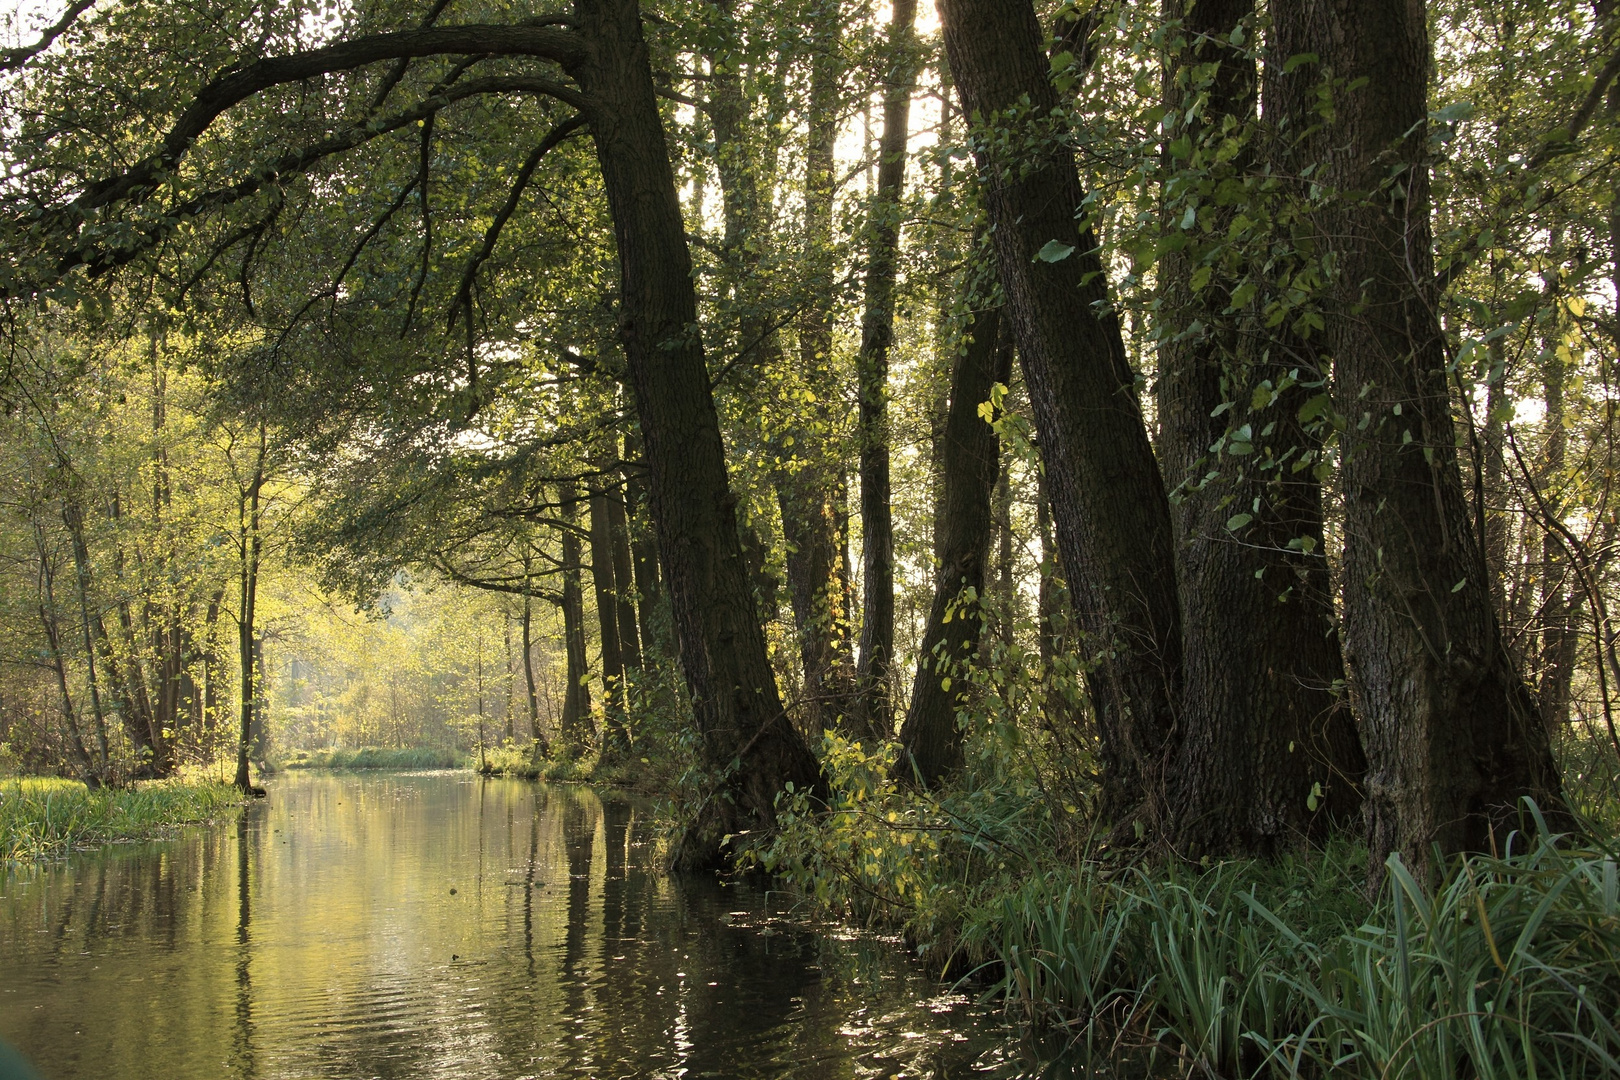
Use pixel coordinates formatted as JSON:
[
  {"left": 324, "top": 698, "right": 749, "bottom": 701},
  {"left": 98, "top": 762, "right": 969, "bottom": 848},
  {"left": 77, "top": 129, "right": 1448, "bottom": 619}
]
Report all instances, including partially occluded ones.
[
  {"left": 571, "top": 0, "right": 820, "bottom": 868},
  {"left": 231, "top": 427, "right": 266, "bottom": 795},
  {"left": 621, "top": 428, "right": 664, "bottom": 658},
  {"left": 606, "top": 462, "right": 642, "bottom": 675},
  {"left": 1157, "top": 0, "right": 1364, "bottom": 858},
  {"left": 936, "top": 0, "right": 1183, "bottom": 829},
  {"left": 899, "top": 301, "right": 1010, "bottom": 784},
  {"left": 557, "top": 490, "right": 594, "bottom": 755},
  {"left": 588, "top": 471, "right": 628, "bottom": 755},
  {"left": 854, "top": 0, "right": 919, "bottom": 741},
  {"left": 1277, "top": 0, "right": 1567, "bottom": 873}
]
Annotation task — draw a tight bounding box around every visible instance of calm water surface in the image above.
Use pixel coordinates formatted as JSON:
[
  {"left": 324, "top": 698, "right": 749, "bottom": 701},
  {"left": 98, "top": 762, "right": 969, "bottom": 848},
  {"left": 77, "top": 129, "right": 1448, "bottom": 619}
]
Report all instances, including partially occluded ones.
[{"left": 0, "top": 772, "right": 1024, "bottom": 1079}]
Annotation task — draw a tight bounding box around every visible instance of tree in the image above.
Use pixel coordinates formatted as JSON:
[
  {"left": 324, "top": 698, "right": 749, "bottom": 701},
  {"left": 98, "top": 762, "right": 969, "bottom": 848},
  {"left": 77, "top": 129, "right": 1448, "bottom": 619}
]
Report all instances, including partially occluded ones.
[
  {"left": 935, "top": 0, "right": 1184, "bottom": 829},
  {"left": 1275, "top": 0, "right": 1569, "bottom": 872}
]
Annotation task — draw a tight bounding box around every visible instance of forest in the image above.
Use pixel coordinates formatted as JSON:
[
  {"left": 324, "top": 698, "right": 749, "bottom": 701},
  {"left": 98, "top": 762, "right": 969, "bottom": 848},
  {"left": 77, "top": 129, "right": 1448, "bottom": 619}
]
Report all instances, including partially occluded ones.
[{"left": 1, "top": 0, "right": 1618, "bottom": 1076}]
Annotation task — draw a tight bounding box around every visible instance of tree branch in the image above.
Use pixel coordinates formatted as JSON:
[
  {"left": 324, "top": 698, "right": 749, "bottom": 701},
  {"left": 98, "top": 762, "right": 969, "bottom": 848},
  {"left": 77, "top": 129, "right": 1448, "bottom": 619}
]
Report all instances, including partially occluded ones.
[
  {"left": 59, "top": 24, "right": 587, "bottom": 223},
  {"left": 0, "top": 0, "right": 98, "bottom": 72},
  {"left": 45, "top": 75, "right": 576, "bottom": 286},
  {"left": 448, "top": 113, "right": 588, "bottom": 331}
]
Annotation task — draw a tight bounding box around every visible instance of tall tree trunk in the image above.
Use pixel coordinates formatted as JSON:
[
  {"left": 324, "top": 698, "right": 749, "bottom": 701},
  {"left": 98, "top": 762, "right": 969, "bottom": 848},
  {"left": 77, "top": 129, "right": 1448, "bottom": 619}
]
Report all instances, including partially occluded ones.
[
  {"left": 34, "top": 522, "right": 99, "bottom": 786},
  {"left": 776, "top": 0, "right": 858, "bottom": 736},
  {"left": 1539, "top": 328, "right": 1576, "bottom": 730},
  {"left": 936, "top": 0, "right": 1183, "bottom": 829},
  {"left": 202, "top": 588, "right": 223, "bottom": 753},
  {"left": 621, "top": 428, "right": 664, "bottom": 659},
  {"left": 231, "top": 427, "right": 266, "bottom": 795},
  {"left": 991, "top": 451, "right": 1014, "bottom": 650},
  {"left": 61, "top": 496, "right": 113, "bottom": 777},
  {"left": 854, "top": 0, "right": 919, "bottom": 741},
  {"left": 571, "top": 0, "right": 820, "bottom": 868},
  {"left": 521, "top": 554, "right": 547, "bottom": 753},
  {"left": 588, "top": 472, "right": 628, "bottom": 756},
  {"left": 606, "top": 462, "right": 642, "bottom": 675},
  {"left": 503, "top": 610, "right": 517, "bottom": 743},
  {"left": 899, "top": 301, "right": 1010, "bottom": 784},
  {"left": 1483, "top": 334, "right": 1511, "bottom": 625},
  {"left": 1157, "top": 0, "right": 1363, "bottom": 858},
  {"left": 556, "top": 494, "right": 594, "bottom": 755},
  {"left": 1276, "top": 0, "right": 1566, "bottom": 874}
]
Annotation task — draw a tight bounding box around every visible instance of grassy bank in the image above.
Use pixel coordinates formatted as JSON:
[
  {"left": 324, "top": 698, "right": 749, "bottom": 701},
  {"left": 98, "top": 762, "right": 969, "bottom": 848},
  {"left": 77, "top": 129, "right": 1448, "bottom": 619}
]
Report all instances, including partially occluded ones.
[
  {"left": 760, "top": 735, "right": 1620, "bottom": 1078},
  {"left": 281, "top": 746, "right": 466, "bottom": 770},
  {"left": 1, "top": 777, "right": 244, "bottom": 864},
  {"left": 475, "top": 739, "right": 685, "bottom": 793}
]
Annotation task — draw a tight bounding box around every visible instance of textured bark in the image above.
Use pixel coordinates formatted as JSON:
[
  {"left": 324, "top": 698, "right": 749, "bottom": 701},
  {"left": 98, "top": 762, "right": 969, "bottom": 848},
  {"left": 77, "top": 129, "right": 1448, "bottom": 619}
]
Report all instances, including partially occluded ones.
[
  {"left": 937, "top": 0, "right": 1182, "bottom": 827},
  {"left": 588, "top": 475, "right": 629, "bottom": 755},
  {"left": 899, "top": 302, "right": 1010, "bottom": 784},
  {"left": 854, "top": 0, "right": 919, "bottom": 740},
  {"left": 572, "top": 0, "right": 820, "bottom": 869},
  {"left": 1158, "top": 0, "right": 1363, "bottom": 858},
  {"left": 1277, "top": 0, "right": 1566, "bottom": 873}
]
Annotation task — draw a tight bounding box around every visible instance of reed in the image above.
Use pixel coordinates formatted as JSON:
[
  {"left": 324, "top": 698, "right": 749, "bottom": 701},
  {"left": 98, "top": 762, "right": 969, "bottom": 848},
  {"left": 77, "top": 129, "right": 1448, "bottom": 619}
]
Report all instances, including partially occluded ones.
[
  {"left": 763, "top": 737, "right": 1620, "bottom": 1078},
  {"left": 1, "top": 777, "right": 242, "bottom": 864}
]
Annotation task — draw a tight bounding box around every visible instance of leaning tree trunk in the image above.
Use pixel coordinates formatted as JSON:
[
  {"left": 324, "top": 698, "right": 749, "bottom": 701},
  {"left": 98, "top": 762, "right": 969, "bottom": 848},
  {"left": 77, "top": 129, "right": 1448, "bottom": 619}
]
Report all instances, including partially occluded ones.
[
  {"left": 853, "top": 0, "right": 919, "bottom": 741},
  {"left": 899, "top": 300, "right": 1010, "bottom": 784},
  {"left": 1157, "top": 0, "right": 1363, "bottom": 858},
  {"left": 936, "top": 0, "right": 1183, "bottom": 830},
  {"left": 1278, "top": 0, "right": 1566, "bottom": 875},
  {"left": 571, "top": 0, "right": 821, "bottom": 869}
]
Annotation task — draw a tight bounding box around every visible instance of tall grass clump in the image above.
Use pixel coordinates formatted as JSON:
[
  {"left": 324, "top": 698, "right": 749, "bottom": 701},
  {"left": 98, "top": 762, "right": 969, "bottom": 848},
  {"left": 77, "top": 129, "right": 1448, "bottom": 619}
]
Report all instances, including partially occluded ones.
[
  {"left": 1, "top": 777, "right": 243, "bottom": 864},
  {"left": 762, "top": 735, "right": 1620, "bottom": 1078},
  {"left": 282, "top": 746, "right": 465, "bottom": 770}
]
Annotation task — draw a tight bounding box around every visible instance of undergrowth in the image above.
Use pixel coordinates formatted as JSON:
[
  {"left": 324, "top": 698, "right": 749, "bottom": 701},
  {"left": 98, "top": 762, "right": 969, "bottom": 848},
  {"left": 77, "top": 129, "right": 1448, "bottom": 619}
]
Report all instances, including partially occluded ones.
[
  {"left": 1, "top": 777, "right": 243, "bottom": 864},
  {"left": 759, "top": 732, "right": 1620, "bottom": 1078}
]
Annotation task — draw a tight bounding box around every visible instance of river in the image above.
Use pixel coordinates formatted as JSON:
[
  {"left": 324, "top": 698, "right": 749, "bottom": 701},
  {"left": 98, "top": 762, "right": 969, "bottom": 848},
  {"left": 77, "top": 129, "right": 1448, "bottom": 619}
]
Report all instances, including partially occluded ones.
[{"left": 0, "top": 771, "right": 1025, "bottom": 1079}]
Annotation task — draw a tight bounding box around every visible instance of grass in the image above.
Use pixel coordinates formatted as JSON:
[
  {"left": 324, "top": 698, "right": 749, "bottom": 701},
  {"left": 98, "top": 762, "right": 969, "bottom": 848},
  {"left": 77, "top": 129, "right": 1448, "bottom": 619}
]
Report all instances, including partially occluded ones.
[
  {"left": 476, "top": 738, "right": 684, "bottom": 792},
  {"left": 1, "top": 777, "right": 244, "bottom": 864},
  {"left": 280, "top": 746, "right": 466, "bottom": 770},
  {"left": 760, "top": 734, "right": 1620, "bottom": 1078}
]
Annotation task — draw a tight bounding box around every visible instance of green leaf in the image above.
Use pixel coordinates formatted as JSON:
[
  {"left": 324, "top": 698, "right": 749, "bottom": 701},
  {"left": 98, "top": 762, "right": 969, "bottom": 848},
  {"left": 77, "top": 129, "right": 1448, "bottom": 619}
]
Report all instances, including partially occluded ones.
[
  {"left": 1035, "top": 240, "right": 1075, "bottom": 263},
  {"left": 1226, "top": 512, "right": 1253, "bottom": 531},
  {"left": 1297, "top": 393, "right": 1331, "bottom": 423}
]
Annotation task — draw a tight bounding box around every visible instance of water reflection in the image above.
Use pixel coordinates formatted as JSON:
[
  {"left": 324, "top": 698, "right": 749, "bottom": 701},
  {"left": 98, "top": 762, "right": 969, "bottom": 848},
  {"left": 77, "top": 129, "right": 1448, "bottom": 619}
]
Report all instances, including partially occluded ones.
[{"left": 1, "top": 773, "right": 1014, "bottom": 1079}]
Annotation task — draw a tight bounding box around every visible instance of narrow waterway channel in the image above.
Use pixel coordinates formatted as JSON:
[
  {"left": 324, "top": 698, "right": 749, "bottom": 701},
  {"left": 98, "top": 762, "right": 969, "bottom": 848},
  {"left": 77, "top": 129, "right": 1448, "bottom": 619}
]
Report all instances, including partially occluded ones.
[{"left": 1, "top": 772, "right": 1023, "bottom": 1079}]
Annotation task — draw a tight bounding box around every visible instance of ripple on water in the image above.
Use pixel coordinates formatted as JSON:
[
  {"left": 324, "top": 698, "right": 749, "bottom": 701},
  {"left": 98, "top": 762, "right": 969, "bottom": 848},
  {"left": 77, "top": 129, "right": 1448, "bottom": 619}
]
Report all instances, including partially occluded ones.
[{"left": 1, "top": 772, "right": 1023, "bottom": 1079}]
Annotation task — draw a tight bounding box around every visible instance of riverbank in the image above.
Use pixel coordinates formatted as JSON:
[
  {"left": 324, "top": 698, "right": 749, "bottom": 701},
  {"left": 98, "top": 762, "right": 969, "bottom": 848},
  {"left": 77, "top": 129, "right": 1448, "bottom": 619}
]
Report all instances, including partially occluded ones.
[
  {"left": 281, "top": 747, "right": 465, "bottom": 770},
  {"left": 474, "top": 739, "right": 683, "bottom": 794},
  {"left": 1, "top": 777, "right": 244, "bottom": 864},
  {"left": 759, "top": 734, "right": 1620, "bottom": 1078}
]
